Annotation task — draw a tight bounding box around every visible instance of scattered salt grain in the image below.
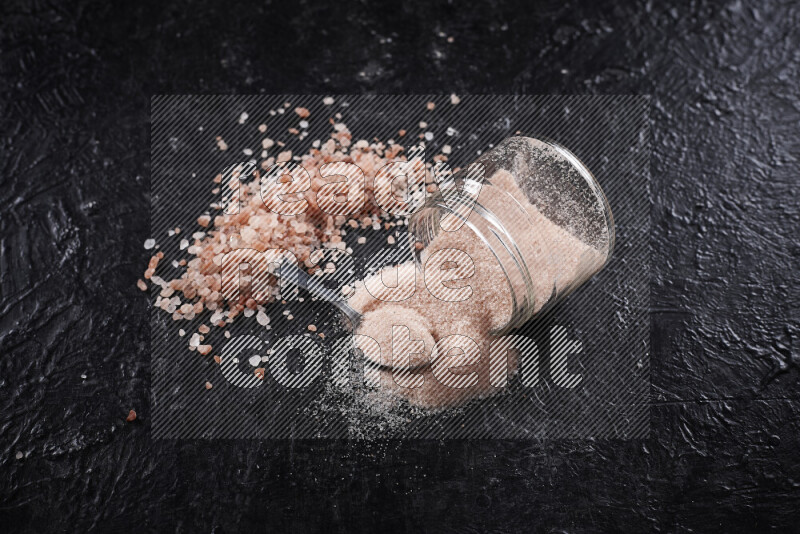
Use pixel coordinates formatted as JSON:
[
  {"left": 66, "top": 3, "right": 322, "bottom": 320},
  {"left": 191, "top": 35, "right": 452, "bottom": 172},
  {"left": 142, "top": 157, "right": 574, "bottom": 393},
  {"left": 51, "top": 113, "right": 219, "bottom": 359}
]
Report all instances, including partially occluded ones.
[
  {"left": 144, "top": 238, "right": 156, "bottom": 249},
  {"left": 323, "top": 96, "right": 335, "bottom": 105},
  {"left": 450, "top": 94, "right": 461, "bottom": 105}
]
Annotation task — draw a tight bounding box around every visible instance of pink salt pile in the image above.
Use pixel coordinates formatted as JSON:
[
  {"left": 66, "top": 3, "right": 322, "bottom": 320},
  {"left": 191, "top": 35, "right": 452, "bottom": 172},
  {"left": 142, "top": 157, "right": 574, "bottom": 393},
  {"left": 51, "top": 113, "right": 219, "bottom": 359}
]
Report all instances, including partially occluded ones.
[{"left": 143, "top": 102, "right": 447, "bottom": 360}]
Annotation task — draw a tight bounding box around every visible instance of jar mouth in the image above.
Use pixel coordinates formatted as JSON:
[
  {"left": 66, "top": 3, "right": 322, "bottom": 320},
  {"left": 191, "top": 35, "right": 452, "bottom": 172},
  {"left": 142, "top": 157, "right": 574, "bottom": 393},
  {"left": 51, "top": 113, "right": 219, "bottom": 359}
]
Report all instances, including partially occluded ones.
[{"left": 410, "top": 194, "right": 535, "bottom": 335}]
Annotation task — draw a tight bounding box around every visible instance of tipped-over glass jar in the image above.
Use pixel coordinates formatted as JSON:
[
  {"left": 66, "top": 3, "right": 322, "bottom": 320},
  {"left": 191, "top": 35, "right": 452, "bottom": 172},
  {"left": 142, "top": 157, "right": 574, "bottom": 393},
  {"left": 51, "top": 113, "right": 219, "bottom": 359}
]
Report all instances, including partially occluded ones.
[{"left": 408, "top": 136, "right": 615, "bottom": 334}]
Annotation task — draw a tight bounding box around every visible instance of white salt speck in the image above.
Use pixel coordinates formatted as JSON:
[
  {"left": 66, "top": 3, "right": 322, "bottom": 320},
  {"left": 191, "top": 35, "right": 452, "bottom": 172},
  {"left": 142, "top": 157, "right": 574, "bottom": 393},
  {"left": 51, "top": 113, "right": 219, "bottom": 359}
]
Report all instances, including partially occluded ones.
[
  {"left": 180, "top": 239, "right": 189, "bottom": 250},
  {"left": 189, "top": 333, "right": 201, "bottom": 347},
  {"left": 450, "top": 94, "right": 461, "bottom": 105},
  {"left": 81, "top": 373, "right": 87, "bottom": 379},
  {"left": 15, "top": 452, "right": 23, "bottom": 460},
  {"left": 238, "top": 112, "right": 249, "bottom": 124},
  {"left": 243, "top": 148, "right": 253, "bottom": 156},
  {"left": 256, "top": 311, "right": 270, "bottom": 326},
  {"left": 299, "top": 120, "right": 309, "bottom": 129},
  {"left": 446, "top": 127, "right": 458, "bottom": 136},
  {"left": 248, "top": 355, "right": 261, "bottom": 367},
  {"left": 442, "top": 144, "right": 452, "bottom": 154},
  {"left": 323, "top": 96, "right": 335, "bottom": 105},
  {"left": 424, "top": 132, "right": 434, "bottom": 141},
  {"left": 144, "top": 238, "right": 156, "bottom": 249}
]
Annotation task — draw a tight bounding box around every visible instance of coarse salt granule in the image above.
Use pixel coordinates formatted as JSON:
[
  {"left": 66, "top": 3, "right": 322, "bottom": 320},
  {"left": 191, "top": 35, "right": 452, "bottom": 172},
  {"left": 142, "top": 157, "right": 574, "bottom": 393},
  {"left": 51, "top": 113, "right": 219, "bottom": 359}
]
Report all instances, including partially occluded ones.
[{"left": 256, "top": 311, "right": 270, "bottom": 326}]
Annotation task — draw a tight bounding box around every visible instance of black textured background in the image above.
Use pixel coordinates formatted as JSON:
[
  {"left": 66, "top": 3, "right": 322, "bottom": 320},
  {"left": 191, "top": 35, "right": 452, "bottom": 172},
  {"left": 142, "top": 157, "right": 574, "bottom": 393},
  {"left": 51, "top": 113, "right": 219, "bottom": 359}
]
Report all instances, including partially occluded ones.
[{"left": 1, "top": 0, "right": 798, "bottom": 532}]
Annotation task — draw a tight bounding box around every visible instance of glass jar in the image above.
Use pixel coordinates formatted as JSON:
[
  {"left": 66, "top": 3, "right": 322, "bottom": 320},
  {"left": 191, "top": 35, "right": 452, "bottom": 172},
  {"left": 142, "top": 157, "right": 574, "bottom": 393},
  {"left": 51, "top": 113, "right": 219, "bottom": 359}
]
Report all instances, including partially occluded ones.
[{"left": 409, "top": 136, "right": 614, "bottom": 333}]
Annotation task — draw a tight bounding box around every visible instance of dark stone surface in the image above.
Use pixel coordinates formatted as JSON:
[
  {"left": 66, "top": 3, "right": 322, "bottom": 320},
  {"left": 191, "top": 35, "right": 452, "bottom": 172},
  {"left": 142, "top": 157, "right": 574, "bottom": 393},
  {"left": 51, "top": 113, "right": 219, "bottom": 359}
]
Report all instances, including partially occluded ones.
[{"left": 1, "top": 0, "right": 797, "bottom": 531}]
